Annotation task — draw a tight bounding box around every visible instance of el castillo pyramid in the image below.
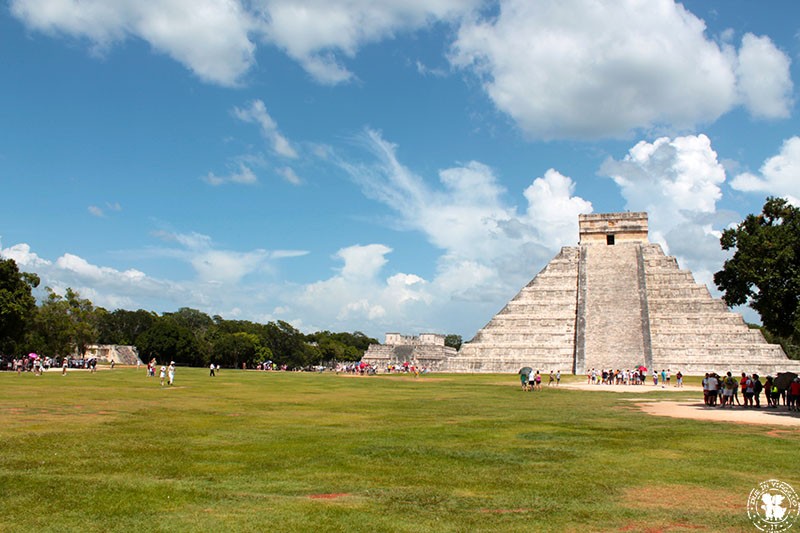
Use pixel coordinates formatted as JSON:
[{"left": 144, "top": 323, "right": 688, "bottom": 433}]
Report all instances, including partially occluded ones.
[{"left": 440, "top": 212, "right": 800, "bottom": 375}]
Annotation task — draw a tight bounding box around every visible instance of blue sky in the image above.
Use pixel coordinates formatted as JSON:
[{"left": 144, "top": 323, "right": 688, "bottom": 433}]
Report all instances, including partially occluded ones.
[{"left": 1, "top": 0, "right": 799, "bottom": 340}]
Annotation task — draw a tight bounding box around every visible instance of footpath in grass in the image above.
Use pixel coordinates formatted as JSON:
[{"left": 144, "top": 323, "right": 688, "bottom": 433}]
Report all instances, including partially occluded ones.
[{"left": 0, "top": 368, "right": 798, "bottom": 532}]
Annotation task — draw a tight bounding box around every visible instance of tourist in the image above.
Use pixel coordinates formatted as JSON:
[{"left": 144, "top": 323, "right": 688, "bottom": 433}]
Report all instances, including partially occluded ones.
[
  {"left": 706, "top": 373, "right": 719, "bottom": 406},
  {"left": 61, "top": 357, "right": 68, "bottom": 376},
  {"left": 660, "top": 369, "right": 666, "bottom": 387},
  {"left": 519, "top": 370, "right": 528, "bottom": 391},
  {"left": 789, "top": 378, "right": 800, "bottom": 412},
  {"left": 534, "top": 371, "right": 542, "bottom": 391},
  {"left": 752, "top": 374, "right": 762, "bottom": 407},
  {"left": 159, "top": 365, "right": 167, "bottom": 386},
  {"left": 555, "top": 370, "right": 561, "bottom": 386},
  {"left": 548, "top": 371, "right": 555, "bottom": 387},
  {"left": 665, "top": 369, "right": 671, "bottom": 386},
  {"left": 721, "top": 372, "right": 736, "bottom": 407},
  {"left": 702, "top": 373, "right": 709, "bottom": 404},
  {"left": 168, "top": 362, "right": 175, "bottom": 385},
  {"left": 676, "top": 370, "right": 683, "bottom": 388},
  {"left": 652, "top": 370, "right": 658, "bottom": 387},
  {"left": 764, "top": 376, "right": 775, "bottom": 407},
  {"left": 210, "top": 363, "right": 215, "bottom": 377},
  {"left": 741, "top": 373, "right": 754, "bottom": 407}
]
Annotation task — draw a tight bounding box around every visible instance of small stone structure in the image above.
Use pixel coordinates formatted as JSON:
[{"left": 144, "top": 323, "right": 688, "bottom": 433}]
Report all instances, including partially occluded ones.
[
  {"left": 361, "top": 333, "right": 457, "bottom": 370},
  {"left": 82, "top": 344, "right": 142, "bottom": 365},
  {"left": 440, "top": 212, "right": 800, "bottom": 375}
]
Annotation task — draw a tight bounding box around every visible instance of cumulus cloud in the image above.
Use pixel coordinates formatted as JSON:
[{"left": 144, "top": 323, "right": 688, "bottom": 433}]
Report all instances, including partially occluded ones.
[
  {"left": 254, "top": 0, "right": 481, "bottom": 84},
  {"left": 9, "top": 0, "right": 480, "bottom": 86},
  {"left": 735, "top": 33, "right": 794, "bottom": 119},
  {"left": 335, "top": 128, "right": 592, "bottom": 315},
  {"left": 730, "top": 136, "right": 800, "bottom": 204},
  {"left": 0, "top": 242, "right": 177, "bottom": 311},
  {"left": 233, "top": 100, "right": 297, "bottom": 158},
  {"left": 10, "top": 0, "right": 256, "bottom": 86},
  {"left": 600, "top": 134, "right": 732, "bottom": 289},
  {"left": 449, "top": 0, "right": 793, "bottom": 139}
]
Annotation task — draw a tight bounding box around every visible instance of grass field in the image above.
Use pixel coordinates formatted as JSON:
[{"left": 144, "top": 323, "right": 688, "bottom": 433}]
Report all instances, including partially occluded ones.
[{"left": 0, "top": 368, "right": 797, "bottom": 532}]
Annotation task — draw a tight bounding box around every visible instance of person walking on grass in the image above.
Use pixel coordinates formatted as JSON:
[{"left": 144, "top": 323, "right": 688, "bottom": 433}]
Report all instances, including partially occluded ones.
[
  {"left": 548, "top": 371, "right": 555, "bottom": 387},
  {"left": 159, "top": 365, "right": 167, "bottom": 386},
  {"left": 556, "top": 370, "right": 561, "bottom": 386},
  {"left": 168, "top": 362, "right": 175, "bottom": 386},
  {"left": 210, "top": 363, "right": 216, "bottom": 377}
]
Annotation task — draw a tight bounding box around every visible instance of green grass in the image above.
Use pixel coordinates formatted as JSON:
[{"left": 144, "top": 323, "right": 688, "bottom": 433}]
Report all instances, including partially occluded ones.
[{"left": 0, "top": 369, "right": 797, "bottom": 532}]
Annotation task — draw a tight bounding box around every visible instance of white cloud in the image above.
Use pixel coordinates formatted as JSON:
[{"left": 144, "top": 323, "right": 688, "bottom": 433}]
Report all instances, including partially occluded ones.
[
  {"left": 730, "top": 136, "right": 800, "bottom": 204},
  {"left": 10, "top": 0, "right": 482, "bottom": 86},
  {"left": 331, "top": 128, "right": 592, "bottom": 326},
  {"left": 10, "top": 0, "right": 256, "bottom": 86},
  {"left": 278, "top": 167, "right": 302, "bottom": 185},
  {"left": 600, "top": 134, "right": 732, "bottom": 291},
  {"left": 233, "top": 100, "right": 297, "bottom": 158},
  {"left": 254, "top": 0, "right": 480, "bottom": 84},
  {"left": 449, "top": 0, "right": 793, "bottom": 139},
  {"left": 735, "top": 33, "right": 794, "bottom": 119},
  {"left": 87, "top": 202, "right": 122, "bottom": 217},
  {"left": 203, "top": 164, "right": 258, "bottom": 186}
]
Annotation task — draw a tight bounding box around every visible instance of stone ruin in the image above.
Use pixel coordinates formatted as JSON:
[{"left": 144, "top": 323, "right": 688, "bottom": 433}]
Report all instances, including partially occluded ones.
[
  {"left": 361, "top": 333, "right": 456, "bottom": 370},
  {"left": 82, "top": 344, "right": 142, "bottom": 365},
  {"left": 367, "top": 212, "right": 800, "bottom": 376}
]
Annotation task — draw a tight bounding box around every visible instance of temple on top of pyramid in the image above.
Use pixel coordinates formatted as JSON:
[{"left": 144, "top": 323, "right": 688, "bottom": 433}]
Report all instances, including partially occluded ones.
[{"left": 364, "top": 212, "right": 800, "bottom": 375}]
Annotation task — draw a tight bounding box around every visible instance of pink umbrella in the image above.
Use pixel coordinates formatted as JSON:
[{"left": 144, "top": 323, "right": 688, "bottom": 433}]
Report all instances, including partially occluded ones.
[{"left": 28, "top": 353, "right": 38, "bottom": 359}]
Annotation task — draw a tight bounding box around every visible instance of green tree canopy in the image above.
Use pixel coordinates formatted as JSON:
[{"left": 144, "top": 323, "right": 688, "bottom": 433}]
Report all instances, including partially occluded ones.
[
  {"left": 444, "top": 334, "right": 463, "bottom": 351},
  {"left": 0, "top": 258, "right": 39, "bottom": 353},
  {"left": 714, "top": 197, "right": 800, "bottom": 337}
]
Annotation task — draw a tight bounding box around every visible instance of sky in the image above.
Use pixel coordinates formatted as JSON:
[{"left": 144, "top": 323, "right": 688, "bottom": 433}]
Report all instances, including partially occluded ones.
[{"left": 1, "top": 0, "right": 799, "bottom": 341}]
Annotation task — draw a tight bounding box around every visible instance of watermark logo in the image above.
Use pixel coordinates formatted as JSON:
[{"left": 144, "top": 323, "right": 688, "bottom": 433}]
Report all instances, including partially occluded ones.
[{"left": 747, "top": 479, "right": 799, "bottom": 532}]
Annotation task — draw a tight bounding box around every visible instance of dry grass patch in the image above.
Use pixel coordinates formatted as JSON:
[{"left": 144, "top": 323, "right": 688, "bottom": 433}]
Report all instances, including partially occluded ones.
[{"left": 623, "top": 485, "right": 743, "bottom": 513}]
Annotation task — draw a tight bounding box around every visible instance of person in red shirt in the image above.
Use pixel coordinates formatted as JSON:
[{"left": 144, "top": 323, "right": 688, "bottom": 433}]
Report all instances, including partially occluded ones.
[{"left": 789, "top": 378, "right": 800, "bottom": 412}]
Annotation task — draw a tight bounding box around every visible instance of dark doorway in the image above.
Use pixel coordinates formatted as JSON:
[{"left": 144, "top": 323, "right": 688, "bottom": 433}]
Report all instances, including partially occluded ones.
[{"left": 607, "top": 234, "right": 615, "bottom": 245}]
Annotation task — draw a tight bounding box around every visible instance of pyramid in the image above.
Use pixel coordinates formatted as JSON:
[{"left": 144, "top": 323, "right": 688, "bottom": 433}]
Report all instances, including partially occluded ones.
[{"left": 444, "top": 212, "right": 800, "bottom": 375}]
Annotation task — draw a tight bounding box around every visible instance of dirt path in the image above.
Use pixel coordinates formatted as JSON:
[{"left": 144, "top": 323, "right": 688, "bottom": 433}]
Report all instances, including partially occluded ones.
[
  {"left": 636, "top": 400, "right": 800, "bottom": 427},
  {"left": 560, "top": 382, "right": 702, "bottom": 393}
]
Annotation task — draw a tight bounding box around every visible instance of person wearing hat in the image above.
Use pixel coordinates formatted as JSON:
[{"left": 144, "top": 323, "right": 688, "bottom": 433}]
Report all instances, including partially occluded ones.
[
  {"left": 168, "top": 362, "right": 175, "bottom": 386},
  {"left": 159, "top": 365, "right": 167, "bottom": 386}
]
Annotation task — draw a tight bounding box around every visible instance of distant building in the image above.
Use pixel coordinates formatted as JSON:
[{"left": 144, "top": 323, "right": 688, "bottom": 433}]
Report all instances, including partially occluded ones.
[
  {"left": 361, "top": 333, "right": 456, "bottom": 370},
  {"left": 82, "top": 344, "right": 141, "bottom": 365}
]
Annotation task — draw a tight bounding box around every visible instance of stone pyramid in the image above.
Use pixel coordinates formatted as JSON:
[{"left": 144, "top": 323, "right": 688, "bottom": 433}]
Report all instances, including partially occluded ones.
[{"left": 445, "top": 212, "right": 800, "bottom": 375}]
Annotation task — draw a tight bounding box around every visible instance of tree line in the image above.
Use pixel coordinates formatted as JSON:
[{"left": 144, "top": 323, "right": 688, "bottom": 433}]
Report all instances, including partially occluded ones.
[{"left": 0, "top": 261, "right": 377, "bottom": 368}]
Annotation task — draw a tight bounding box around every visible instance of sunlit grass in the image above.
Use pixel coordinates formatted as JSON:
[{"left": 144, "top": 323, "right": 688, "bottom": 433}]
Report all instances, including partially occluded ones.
[{"left": 0, "top": 368, "right": 796, "bottom": 532}]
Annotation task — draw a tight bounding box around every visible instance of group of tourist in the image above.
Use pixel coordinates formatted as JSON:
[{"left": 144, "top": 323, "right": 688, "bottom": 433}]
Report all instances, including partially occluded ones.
[
  {"left": 145, "top": 358, "right": 176, "bottom": 386},
  {"left": 585, "top": 368, "right": 683, "bottom": 387},
  {"left": 702, "top": 371, "right": 800, "bottom": 410},
  {"left": 520, "top": 370, "right": 561, "bottom": 391}
]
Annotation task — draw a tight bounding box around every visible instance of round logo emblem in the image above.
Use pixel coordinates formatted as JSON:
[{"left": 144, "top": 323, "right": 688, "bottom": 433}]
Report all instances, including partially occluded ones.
[{"left": 747, "top": 479, "right": 799, "bottom": 532}]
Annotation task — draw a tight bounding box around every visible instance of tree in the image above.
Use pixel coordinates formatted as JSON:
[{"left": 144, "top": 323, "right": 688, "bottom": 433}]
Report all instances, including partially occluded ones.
[
  {"left": 714, "top": 197, "right": 800, "bottom": 337},
  {"left": 445, "top": 334, "right": 463, "bottom": 351},
  {"left": 97, "top": 308, "right": 157, "bottom": 345},
  {"left": 0, "top": 258, "right": 39, "bottom": 353},
  {"left": 135, "top": 318, "right": 199, "bottom": 366}
]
